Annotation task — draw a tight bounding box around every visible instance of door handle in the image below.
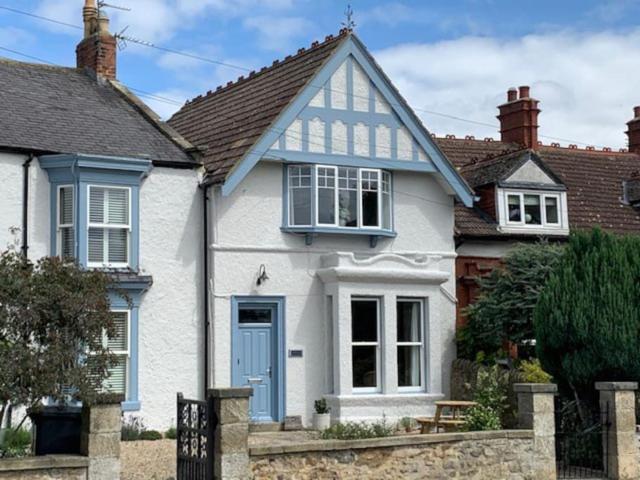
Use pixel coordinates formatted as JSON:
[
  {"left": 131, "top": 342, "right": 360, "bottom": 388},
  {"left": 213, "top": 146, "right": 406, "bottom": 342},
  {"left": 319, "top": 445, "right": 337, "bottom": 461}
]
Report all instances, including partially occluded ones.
[
  {"left": 266, "top": 367, "right": 272, "bottom": 378},
  {"left": 247, "top": 377, "right": 263, "bottom": 384}
]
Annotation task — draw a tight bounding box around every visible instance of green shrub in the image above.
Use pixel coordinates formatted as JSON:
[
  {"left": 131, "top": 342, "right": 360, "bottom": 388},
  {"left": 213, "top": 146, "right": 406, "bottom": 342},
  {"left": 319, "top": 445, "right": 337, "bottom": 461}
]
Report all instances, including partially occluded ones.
[
  {"left": 463, "top": 405, "right": 502, "bottom": 431},
  {"left": 474, "top": 365, "right": 508, "bottom": 416},
  {"left": 0, "top": 428, "right": 31, "bottom": 458},
  {"left": 314, "top": 399, "right": 329, "bottom": 414},
  {"left": 458, "top": 242, "right": 563, "bottom": 361},
  {"left": 139, "top": 430, "right": 163, "bottom": 441},
  {"left": 398, "top": 416, "right": 415, "bottom": 432},
  {"left": 518, "top": 359, "right": 552, "bottom": 383},
  {"left": 164, "top": 427, "right": 177, "bottom": 440},
  {"left": 121, "top": 416, "right": 145, "bottom": 441},
  {"left": 321, "top": 419, "right": 393, "bottom": 440}
]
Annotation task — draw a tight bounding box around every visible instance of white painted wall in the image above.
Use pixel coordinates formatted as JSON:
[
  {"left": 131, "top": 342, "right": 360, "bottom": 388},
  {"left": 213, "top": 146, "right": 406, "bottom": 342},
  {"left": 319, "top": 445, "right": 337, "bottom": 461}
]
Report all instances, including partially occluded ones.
[
  {"left": 209, "top": 161, "right": 457, "bottom": 425},
  {"left": 137, "top": 166, "right": 202, "bottom": 430},
  {"left": 0, "top": 153, "right": 50, "bottom": 258}
]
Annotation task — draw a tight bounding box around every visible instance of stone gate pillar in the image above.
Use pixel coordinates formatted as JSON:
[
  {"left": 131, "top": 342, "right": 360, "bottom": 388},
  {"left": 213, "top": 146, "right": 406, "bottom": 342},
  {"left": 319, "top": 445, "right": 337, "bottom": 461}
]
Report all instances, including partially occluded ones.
[
  {"left": 595, "top": 382, "right": 639, "bottom": 480},
  {"left": 80, "top": 402, "right": 121, "bottom": 480},
  {"left": 514, "top": 383, "right": 557, "bottom": 480},
  {"left": 210, "top": 387, "right": 252, "bottom": 480}
]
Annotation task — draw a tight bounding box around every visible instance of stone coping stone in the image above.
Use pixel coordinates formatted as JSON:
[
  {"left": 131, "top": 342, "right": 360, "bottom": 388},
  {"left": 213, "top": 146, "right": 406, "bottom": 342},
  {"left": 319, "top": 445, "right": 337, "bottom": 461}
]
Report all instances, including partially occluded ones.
[
  {"left": 249, "top": 429, "right": 534, "bottom": 457},
  {"left": 209, "top": 387, "right": 253, "bottom": 399},
  {"left": 0, "top": 455, "right": 89, "bottom": 472},
  {"left": 595, "top": 382, "right": 638, "bottom": 391},
  {"left": 513, "top": 383, "right": 558, "bottom": 394}
]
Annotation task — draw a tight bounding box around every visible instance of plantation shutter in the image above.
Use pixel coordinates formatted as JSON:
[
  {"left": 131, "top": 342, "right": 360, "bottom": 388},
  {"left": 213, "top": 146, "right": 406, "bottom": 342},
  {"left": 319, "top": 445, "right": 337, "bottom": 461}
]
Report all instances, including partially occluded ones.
[
  {"left": 104, "top": 311, "right": 129, "bottom": 395},
  {"left": 58, "top": 186, "right": 74, "bottom": 258},
  {"left": 88, "top": 187, "right": 130, "bottom": 265}
]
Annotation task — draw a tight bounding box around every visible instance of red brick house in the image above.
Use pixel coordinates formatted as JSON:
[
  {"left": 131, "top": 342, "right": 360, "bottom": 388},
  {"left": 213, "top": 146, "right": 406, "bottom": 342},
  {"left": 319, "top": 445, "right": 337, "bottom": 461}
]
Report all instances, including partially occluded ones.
[{"left": 439, "top": 87, "right": 640, "bottom": 326}]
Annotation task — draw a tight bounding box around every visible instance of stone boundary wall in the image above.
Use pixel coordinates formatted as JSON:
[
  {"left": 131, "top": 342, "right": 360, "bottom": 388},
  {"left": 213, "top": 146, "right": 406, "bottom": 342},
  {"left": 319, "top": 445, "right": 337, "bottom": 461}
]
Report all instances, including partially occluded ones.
[
  {"left": 0, "top": 455, "right": 88, "bottom": 479},
  {"left": 250, "top": 430, "right": 536, "bottom": 480}
]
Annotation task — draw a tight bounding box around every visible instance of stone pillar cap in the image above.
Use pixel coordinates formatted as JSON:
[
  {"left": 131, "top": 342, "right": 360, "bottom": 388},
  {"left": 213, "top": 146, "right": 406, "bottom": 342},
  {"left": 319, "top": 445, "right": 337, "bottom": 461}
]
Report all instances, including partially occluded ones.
[
  {"left": 513, "top": 383, "right": 558, "bottom": 394},
  {"left": 595, "top": 381, "right": 638, "bottom": 391},
  {"left": 209, "top": 387, "right": 253, "bottom": 398}
]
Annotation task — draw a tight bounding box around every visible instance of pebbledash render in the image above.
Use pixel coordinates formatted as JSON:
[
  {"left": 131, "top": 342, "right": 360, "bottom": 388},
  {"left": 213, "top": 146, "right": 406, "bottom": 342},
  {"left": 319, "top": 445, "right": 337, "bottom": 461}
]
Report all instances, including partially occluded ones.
[
  {"left": 0, "top": 2, "right": 202, "bottom": 430},
  {"left": 169, "top": 29, "right": 475, "bottom": 425}
]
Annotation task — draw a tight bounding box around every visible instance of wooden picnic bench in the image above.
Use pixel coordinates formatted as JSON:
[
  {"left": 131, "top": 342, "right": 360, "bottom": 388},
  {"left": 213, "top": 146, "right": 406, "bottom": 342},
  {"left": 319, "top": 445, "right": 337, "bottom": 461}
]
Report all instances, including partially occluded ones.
[{"left": 416, "top": 400, "right": 478, "bottom": 433}]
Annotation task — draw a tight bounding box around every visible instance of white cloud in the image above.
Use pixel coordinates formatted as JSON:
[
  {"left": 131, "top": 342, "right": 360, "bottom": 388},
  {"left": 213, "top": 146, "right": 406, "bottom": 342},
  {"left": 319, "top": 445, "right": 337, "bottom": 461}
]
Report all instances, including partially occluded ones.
[
  {"left": 373, "top": 29, "right": 640, "bottom": 149},
  {"left": 0, "top": 27, "right": 35, "bottom": 48},
  {"left": 243, "top": 15, "right": 314, "bottom": 52}
]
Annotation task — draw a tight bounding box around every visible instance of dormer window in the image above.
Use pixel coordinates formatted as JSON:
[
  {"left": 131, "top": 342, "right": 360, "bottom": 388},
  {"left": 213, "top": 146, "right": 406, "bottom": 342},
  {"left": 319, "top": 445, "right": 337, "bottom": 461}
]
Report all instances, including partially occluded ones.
[
  {"left": 499, "top": 189, "right": 568, "bottom": 234},
  {"left": 284, "top": 164, "right": 394, "bottom": 242}
]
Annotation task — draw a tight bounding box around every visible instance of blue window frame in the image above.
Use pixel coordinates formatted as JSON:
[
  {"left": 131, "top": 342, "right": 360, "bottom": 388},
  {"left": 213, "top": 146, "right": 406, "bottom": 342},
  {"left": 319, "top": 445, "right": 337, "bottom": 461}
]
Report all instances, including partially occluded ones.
[
  {"left": 40, "top": 154, "right": 152, "bottom": 411},
  {"left": 282, "top": 164, "right": 395, "bottom": 244}
]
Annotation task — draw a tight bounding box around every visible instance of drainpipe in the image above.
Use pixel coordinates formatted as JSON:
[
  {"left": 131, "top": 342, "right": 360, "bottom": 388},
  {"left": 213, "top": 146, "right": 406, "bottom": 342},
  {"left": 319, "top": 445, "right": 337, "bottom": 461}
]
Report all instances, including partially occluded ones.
[
  {"left": 202, "top": 183, "right": 210, "bottom": 399},
  {"left": 21, "top": 154, "right": 34, "bottom": 258}
]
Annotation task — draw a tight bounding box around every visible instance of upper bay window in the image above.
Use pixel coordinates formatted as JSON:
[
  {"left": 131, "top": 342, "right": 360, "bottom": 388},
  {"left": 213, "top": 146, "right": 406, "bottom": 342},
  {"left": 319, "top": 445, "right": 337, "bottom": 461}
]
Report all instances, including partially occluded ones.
[
  {"left": 88, "top": 186, "right": 131, "bottom": 268},
  {"left": 286, "top": 164, "right": 393, "bottom": 234},
  {"left": 57, "top": 185, "right": 75, "bottom": 258},
  {"left": 500, "top": 189, "right": 568, "bottom": 234}
]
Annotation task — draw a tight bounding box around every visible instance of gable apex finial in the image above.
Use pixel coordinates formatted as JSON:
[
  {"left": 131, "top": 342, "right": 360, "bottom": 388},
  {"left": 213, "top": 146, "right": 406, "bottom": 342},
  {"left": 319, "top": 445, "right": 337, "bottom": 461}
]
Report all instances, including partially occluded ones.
[{"left": 342, "top": 4, "right": 356, "bottom": 31}]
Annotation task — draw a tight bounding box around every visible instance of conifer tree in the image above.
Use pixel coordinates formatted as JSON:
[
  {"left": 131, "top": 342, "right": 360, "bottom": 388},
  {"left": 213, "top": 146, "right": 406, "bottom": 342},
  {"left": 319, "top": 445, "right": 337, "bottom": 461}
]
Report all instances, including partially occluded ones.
[{"left": 535, "top": 229, "right": 640, "bottom": 399}]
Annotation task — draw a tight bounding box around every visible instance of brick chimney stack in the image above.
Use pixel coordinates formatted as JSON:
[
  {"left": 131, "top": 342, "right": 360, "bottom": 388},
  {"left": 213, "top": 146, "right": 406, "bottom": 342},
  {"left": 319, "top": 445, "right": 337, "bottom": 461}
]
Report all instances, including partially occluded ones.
[
  {"left": 76, "top": 0, "right": 117, "bottom": 80},
  {"left": 497, "top": 86, "right": 540, "bottom": 149},
  {"left": 626, "top": 106, "right": 640, "bottom": 154}
]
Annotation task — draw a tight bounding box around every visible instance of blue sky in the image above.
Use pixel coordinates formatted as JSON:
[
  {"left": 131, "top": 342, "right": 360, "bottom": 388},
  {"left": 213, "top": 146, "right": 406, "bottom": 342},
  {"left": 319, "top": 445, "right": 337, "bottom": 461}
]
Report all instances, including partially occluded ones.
[{"left": 1, "top": 0, "right": 640, "bottom": 148}]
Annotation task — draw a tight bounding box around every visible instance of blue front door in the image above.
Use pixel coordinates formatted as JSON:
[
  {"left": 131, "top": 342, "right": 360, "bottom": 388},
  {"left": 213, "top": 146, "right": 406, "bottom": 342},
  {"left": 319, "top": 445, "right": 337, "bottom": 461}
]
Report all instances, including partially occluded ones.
[{"left": 232, "top": 303, "right": 278, "bottom": 422}]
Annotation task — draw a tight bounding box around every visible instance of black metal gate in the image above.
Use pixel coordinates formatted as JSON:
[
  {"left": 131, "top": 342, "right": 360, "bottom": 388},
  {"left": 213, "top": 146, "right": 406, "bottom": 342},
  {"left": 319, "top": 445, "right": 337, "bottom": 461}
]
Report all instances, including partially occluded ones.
[
  {"left": 176, "top": 393, "right": 218, "bottom": 480},
  {"left": 555, "top": 397, "right": 610, "bottom": 479}
]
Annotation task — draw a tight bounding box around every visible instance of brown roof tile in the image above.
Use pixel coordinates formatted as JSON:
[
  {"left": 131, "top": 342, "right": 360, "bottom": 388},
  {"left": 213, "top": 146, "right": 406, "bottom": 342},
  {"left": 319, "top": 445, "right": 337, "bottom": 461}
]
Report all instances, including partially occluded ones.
[
  {"left": 168, "top": 31, "right": 349, "bottom": 183},
  {"left": 439, "top": 137, "right": 640, "bottom": 237}
]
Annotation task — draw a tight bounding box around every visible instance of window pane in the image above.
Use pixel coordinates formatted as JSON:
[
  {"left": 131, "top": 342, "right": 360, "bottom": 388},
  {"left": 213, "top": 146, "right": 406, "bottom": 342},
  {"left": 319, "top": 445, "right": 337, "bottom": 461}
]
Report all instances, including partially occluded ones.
[
  {"left": 107, "top": 189, "right": 129, "bottom": 225},
  {"left": 338, "top": 168, "right": 358, "bottom": 227},
  {"left": 290, "top": 188, "right": 311, "bottom": 225},
  {"left": 59, "top": 187, "right": 73, "bottom": 225},
  {"left": 524, "top": 195, "right": 542, "bottom": 225},
  {"left": 361, "top": 170, "right": 379, "bottom": 227},
  {"left": 239, "top": 308, "right": 272, "bottom": 324},
  {"left": 352, "top": 346, "right": 377, "bottom": 388},
  {"left": 108, "top": 229, "right": 128, "bottom": 264},
  {"left": 104, "top": 355, "right": 127, "bottom": 394},
  {"left": 351, "top": 300, "right": 378, "bottom": 342},
  {"left": 545, "top": 197, "right": 559, "bottom": 224},
  {"left": 398, "top": 346, "right": 421, "bottom": 387},
  {"left": 317, "top": 167, "right": 336, "bottom": 225},
  {"left": 89, "top": 187, "right": 105, "bottom": 223},
  {"left": 108, "top": 312, "right": 128, "bottom": 351},
  {"left": 289, "top": 166, "right": 312, "bottom": 226},
  {"left": 508, "top": 195, "right": 521, "bottom": 222},
  {"left": 382, "top": 172, "right": 391, "bottom": 229},
  {"left": 88, "top": 228, "right": 104, "bottom": 263},
  {"left": 397, "top": 301, "right": 421, "bottom": 342},
  {"left": 60, "top": 227, "right": 74, "bottom": 258}
]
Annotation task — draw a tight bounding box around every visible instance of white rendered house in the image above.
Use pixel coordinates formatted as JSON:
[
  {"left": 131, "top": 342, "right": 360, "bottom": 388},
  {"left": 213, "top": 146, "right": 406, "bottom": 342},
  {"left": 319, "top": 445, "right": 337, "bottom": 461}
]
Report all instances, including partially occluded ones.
[{"left": 169, "top": 30, "right": 475, "bottom": 425}]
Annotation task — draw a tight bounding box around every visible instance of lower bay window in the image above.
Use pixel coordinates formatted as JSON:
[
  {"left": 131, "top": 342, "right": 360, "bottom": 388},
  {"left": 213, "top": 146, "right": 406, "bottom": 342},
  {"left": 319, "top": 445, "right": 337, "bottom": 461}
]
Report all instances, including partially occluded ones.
[
  {"left": 397, "top": 299, "right": 425, "bottom": 391},
  {"left": 351, "top": 298, "right": 380, "bottom": 392},
  {"left": 103, "top": 310, "right": 130, "bottom": 396},
  {"left": 286, "top": 164, "right": 393, "bottom": 233}
]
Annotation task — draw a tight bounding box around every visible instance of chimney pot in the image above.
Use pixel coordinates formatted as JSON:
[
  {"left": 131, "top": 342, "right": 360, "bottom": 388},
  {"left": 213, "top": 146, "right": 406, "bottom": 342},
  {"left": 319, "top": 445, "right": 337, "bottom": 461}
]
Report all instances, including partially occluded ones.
[
  {"left": 634, "top": 106, "right": 640, "bottom": 118},
  {"left": 519, "top": 86, "right": 530, "bottom": 99},
  {"left": 627, "top": 106, "right": 640, "bottom": 154},
  {"left": 507, "top": 88, "right": 517, "bottom": 102}
]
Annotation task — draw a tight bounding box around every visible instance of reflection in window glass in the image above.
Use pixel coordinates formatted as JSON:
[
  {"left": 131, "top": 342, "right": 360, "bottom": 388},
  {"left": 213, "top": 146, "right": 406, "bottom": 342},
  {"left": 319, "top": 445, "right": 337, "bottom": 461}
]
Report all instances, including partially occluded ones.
[
  {"left": 524, "top": 195, "right": 541, "bottom": 225},
  {"left": 317, "top": 167, "right": 336, "bottom": 225},
  {"left": 239, "top": 308, "right": 272, "bottom": 324},
  {"left": 361, "top": 170, "right": 379, "bottom": 227},
  {"left": 351, "top": 299, "right": 379, "bottom": 390},
  {"left": 545, "top": 197, "right": 559, "bottom": 224},
  {"left": 508, "top": 194, "right": 521, "bottom": 222},
  {"left": 288, "top": 166, "right": 312, "bottom": 226},
  {"left": 338, "top": 167, "right": 358, "bottom": 227},
  {"left": 397, "top": 300, "right": 423, "bottom": 389}
]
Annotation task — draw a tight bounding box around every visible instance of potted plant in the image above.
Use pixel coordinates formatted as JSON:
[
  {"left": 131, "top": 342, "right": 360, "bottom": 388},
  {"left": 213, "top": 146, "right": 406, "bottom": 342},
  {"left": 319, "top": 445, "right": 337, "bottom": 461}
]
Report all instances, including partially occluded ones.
[
  {"left": 398, "top": 416, "right": 415, "bottom": 433},
  {"left": 313, "top": 399, "right": 331, "bottom": 430}
]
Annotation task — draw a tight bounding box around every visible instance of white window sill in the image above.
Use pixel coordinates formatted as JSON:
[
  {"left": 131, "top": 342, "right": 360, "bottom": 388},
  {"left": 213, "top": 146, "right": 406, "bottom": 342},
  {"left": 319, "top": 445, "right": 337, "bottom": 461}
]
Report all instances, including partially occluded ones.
[{"left": 498, "top": 225, "right": 569, "bottom": 236}]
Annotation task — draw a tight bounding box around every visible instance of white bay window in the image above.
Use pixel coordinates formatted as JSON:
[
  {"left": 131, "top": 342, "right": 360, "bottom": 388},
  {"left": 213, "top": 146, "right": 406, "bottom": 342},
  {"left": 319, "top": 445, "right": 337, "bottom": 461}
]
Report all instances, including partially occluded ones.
[
  {"left": 287, "top": 165, "right": 392, "bottom": 232},
  {"left": 88, "top": 186, "right": 131, "bottom": 268}
]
